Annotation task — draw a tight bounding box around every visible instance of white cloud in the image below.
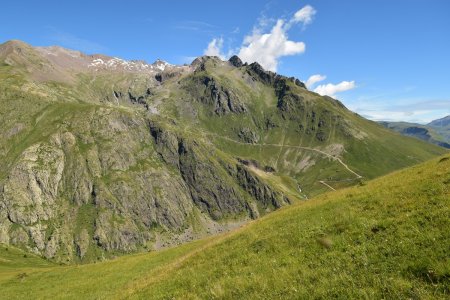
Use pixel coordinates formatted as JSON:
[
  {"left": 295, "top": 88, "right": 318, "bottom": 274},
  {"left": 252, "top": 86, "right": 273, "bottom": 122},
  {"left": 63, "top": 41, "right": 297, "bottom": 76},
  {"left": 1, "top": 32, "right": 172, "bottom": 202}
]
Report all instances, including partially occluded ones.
[
  {"left": 292, "top": 5, "right": 317, "bottom": 26},
  {"left": 238, "top": 20, "right": 305, "bottom": 72},
  {"left": 203, "top": 5, "right": 315, "bottom": 72},
  {"left": 356, "top": 110, "right": 438, "bottom": 124},
  {"left": 314, "top": 81, "right": 356, "bottom": 97},
  {"left": 305, "top": 74, "right": 326, "bottom": 88},
  {"left": 204, "top": 38, "right": 225, "bottom": 59},
  {"left": 347, "top": 98, "right": 450, "bottom": 123}
]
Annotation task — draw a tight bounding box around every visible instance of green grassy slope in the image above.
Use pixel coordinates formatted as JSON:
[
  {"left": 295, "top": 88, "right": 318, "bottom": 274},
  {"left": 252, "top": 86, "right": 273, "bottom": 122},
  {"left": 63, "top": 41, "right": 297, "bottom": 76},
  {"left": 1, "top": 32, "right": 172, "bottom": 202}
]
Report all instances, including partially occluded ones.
[{"left": 1, "top": 154, "right": 448, "bottom": 299}]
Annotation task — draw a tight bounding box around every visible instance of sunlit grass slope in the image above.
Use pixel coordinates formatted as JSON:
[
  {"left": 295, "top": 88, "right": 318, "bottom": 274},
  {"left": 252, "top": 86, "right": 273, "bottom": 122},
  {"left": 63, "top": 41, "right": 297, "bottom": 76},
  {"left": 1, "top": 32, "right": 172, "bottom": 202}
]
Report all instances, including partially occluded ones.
[{"left": 1, "top": 154, "right": 449, "bottom": 299}]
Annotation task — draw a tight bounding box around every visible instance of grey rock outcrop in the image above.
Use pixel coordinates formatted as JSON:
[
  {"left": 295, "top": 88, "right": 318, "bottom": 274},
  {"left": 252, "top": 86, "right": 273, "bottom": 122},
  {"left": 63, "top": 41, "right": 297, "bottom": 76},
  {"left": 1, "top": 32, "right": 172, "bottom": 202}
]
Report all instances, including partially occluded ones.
[
  {"left": 229, "top": 55, "right": 243, "bottom": 68},
  {"left": 186, "top": 75, "right": 247, "bottom": 116},
  {"left": 238, "top": 128, "right": 260, "bottom": 144},
  {"left": 0, "top": 110, "right": 196, "bottom": 261}
]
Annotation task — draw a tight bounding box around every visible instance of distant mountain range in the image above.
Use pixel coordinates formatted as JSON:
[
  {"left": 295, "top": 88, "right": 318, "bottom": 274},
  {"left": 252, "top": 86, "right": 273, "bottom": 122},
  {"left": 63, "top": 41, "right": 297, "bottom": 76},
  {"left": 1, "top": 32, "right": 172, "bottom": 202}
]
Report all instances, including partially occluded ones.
[{"left": 379, "top": 115, "right": 450, "bottom": 149}]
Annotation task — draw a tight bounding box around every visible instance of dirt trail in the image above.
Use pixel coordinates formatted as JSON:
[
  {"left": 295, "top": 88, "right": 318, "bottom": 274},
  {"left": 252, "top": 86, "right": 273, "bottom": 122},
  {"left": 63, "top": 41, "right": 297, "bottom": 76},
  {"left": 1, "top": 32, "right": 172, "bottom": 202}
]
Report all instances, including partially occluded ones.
[
  {"left": 208, "top": 133, "right": 363, "bottom": 180},
  {"left": 319, "top": 181, "right": 336, "bottom": 191}
]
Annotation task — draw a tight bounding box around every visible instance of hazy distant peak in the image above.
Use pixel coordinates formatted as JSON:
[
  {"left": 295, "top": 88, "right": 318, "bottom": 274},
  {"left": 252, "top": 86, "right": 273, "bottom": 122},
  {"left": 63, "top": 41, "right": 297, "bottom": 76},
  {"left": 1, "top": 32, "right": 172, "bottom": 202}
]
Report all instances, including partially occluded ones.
[{"left": 428, "top": 115, "right": 450, "bottom": 127}]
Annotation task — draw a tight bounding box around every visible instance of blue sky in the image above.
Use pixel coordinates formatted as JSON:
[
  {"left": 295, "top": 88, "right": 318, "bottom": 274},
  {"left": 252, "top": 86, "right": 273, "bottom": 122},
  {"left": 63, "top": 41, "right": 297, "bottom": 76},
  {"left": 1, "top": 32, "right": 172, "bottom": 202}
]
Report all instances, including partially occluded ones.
[{"left": 1, "top": 0, "right": 449, "bottom": 123}]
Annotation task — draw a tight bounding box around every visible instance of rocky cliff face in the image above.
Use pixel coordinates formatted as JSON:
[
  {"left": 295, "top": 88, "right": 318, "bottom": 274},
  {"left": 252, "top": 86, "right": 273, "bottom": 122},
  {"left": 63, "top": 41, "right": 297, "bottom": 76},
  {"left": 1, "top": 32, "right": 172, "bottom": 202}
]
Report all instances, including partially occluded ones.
[
  {"left": 0, "top": 109, "right": 193, "bottom": 260},
  {"left": 0, "top": 104, "right": 294, "bottom": 262},
  {"left": 0, "top": 40, "right": 445, "bottom": 262}
]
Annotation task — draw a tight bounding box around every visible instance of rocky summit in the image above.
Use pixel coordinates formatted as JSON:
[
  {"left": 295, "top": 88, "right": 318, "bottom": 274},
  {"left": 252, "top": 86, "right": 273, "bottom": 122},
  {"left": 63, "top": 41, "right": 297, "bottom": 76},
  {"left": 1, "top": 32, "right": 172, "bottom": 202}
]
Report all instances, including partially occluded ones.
[{"left": 0, "top": 40, "right": 446, "bottom": 263}]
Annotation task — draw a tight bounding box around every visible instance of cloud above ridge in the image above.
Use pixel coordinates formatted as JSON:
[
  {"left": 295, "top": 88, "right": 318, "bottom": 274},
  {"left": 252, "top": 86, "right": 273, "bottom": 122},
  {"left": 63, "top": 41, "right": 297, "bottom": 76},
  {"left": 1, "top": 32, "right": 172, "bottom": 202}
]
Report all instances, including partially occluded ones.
[
  {"left": 204, "top": 38, "right": 225, "bottom": 58},
  {"left": 305, "top": 74, "right": 326, "bottom": 88},
  {"left": 202, "top": 4, "right": 356, "bottom": 99},
  {"left": 292, "top": 5, "right": 316, "bottom": 27},
  {"left": 314, "top": 81, "right": 356, "bottom": 98},
  {"left": 203, "top": 5, "right": 316, "bottom": 71}
]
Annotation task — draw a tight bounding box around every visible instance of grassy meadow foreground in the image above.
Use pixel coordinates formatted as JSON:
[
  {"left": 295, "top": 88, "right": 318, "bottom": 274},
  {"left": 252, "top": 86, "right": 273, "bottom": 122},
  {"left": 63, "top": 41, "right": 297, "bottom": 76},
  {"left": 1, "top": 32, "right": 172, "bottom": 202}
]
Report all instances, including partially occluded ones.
[{"left": 0, "top": 154, "right": 449, "bottom": 299}]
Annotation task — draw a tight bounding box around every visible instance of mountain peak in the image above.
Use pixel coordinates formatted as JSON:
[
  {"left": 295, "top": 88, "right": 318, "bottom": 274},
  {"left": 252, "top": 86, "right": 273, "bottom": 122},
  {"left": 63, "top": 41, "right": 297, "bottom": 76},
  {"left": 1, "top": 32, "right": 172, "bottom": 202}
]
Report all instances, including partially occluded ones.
[
  {"left": 428, "top": 115, "right": 450, "bottom": 127},
  {"left": 228, "top": 55, "right": 243, "bottom": 67},
  {"left": 0, "top": 39, "right": 31, "bottom": 49},
  {"left": 0, "top": 39, "right": 45, "bottom": 67},
  {"left": 191, "top": 55, "right": 222, "bottom": 66},
  {"left": 0, "top": 39, "right": 34, "bottom": 56},
  {"left": 152, "top": 59, "right": 173, "bottom": 71}
]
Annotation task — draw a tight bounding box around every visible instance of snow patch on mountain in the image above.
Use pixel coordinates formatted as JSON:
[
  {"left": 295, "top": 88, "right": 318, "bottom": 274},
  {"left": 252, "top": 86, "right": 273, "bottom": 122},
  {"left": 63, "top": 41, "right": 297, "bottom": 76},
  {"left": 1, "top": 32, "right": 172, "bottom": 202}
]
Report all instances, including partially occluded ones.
[
  {"left": 89, "top": 57, "right": 152, "bottom": 72},
  {"left": 153, "top": 59, "right": 173, "bottom": 71},
  {"left": 88, "top": 57, "right": 174, "bottom": 73}
]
